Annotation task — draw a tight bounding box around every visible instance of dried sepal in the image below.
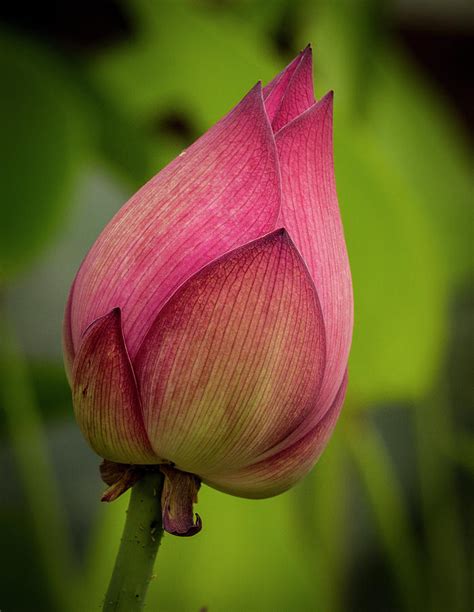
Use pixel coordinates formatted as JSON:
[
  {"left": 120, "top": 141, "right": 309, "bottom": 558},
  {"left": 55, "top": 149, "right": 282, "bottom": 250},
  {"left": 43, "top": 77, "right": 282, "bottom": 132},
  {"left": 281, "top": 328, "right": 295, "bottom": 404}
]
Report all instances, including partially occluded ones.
[{"left": 160, "top": 466, "right": 202, "bottom": 537}]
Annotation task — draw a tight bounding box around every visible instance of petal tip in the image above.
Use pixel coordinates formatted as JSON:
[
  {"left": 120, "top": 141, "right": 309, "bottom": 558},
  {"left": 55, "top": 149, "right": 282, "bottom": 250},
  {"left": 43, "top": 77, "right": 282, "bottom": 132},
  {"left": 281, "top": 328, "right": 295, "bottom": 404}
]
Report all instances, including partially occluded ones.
[
  {"left": 272, "top": 227, "right": 302, "bottom": 256},
  {"left": 72, "top": 308, "right": 157, "bottom": 464},
  {"left": 323, "top": 89, "right": 334, "bottom": 100},
  {"left": 320, "top": 90, "right": 334, "bottom": 111},
  {"left": 245, "top": 80, "right": 264, "bottom": 102},
  {"left": 274, "top": 226, "right": 287, "bottom": 238}
]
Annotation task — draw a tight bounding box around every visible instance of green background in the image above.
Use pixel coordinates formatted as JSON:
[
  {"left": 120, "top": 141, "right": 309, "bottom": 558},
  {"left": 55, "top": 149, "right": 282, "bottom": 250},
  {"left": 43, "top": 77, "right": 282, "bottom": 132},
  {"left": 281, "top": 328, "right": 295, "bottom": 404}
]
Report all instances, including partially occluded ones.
[{"left": 0, "top": 1, "right": 472, "bottom": 611}]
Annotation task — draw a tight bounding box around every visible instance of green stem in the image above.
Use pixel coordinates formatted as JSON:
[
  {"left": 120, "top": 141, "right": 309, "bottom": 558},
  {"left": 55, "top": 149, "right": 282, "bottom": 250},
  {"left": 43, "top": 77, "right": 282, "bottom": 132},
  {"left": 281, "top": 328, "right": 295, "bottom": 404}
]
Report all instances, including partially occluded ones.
[{"left": 103, "top": 471, "right": 165, "bottom": 611}]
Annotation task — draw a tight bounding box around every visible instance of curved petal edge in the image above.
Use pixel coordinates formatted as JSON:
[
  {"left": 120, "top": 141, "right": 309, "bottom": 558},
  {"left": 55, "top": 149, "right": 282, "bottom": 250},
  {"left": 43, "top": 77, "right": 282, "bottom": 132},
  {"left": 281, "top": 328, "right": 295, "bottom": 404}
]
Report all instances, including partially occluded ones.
[
  {"left": 263, "top": 47, "right": 306, "bottom": 123},
  {"left": 270, "top": 45, "right": 316, "bottom": 132},
  {"left": 135, "top": 228, "right": 327, "bottom": 477},
  {"left": 72, "top": 308, "right": 158, "bottom": 464},
  {"left": 204, "top": 370, "right": 348, "bottom": 498},
  {"left": 276, "top": 92, "right": 353, "bottom": 421},
  {"left": 69, "top": 81, "right": 281, "bottom": 359}
]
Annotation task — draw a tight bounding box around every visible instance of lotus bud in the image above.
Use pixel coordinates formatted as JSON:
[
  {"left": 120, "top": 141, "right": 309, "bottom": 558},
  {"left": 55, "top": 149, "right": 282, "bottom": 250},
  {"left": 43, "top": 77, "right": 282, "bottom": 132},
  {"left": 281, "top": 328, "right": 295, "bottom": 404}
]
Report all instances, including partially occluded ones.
[{"left": 64, "top": 46, "right": 353, "bottom": 536}]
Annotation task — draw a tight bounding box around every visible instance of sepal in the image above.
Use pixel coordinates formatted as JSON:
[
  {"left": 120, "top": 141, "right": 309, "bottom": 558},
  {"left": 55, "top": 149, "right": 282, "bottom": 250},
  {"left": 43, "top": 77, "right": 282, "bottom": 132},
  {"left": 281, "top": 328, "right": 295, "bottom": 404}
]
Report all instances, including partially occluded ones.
[{"left": 160, "top": 466, "right": 202, "bottom": 537}]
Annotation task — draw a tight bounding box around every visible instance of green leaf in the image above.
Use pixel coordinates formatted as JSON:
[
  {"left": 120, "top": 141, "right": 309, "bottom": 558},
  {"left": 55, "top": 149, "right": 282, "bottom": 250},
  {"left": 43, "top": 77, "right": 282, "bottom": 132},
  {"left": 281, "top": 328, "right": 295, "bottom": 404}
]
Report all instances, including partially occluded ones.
[
  {"left": 0, "top": 31, "right": 88, "bottom": 281},
  {"left": 90, "top": 0, "right": 280, "bottom": 131},
  {"left": 300, "top": 0, "right": 382, "bottom": 112},
  {"left": 344, "top": 416, "right": 423, "bottom": 612},
  {"left": 0, "top": 310, "right": 77, "bottom": 611},
  {"left": 292, "top": 430, "right": 348, "bottom": 612},
  {"left": 413, "top": 390, "right": 470, "bottom": 612},
  {"left": 367, "top": 47, "right": 472, "bottom": 285},
  {"left": 337, "top": 124, "right": 445, "bottom": 403},
  {"left": 229, "top": 0, "right": 291, "bottom": 35},
  {"left": 302, "top": 2, "right": 468, "bottom": 403}
]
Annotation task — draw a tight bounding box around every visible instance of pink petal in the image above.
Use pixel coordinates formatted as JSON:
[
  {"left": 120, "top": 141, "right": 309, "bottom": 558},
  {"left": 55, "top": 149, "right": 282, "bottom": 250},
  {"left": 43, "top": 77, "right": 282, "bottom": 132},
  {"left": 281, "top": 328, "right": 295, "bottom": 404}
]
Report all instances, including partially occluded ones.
[
  {"left": 268, "top": 45, "right": 316, "bottom": 133},
  {"left": 134, "top": 229, "right": 326, "bottom": 478},
  {"left": 69, "top": 82, "right": 280, "bottom": 360},
  {"left": 203, "top": 370, "right": 348, "bottom": 498},
  {"left": 275, "top": 93, "right": 353, "bottom": 425},
  {"left": 62, "top": 276, "right": 75, "bottom": 384},
  {"left": 263, "top": 49, "right": 304, "bottom": 123},
  {"left": 72, "top": 309, "right": 158, "bottom": 464}
]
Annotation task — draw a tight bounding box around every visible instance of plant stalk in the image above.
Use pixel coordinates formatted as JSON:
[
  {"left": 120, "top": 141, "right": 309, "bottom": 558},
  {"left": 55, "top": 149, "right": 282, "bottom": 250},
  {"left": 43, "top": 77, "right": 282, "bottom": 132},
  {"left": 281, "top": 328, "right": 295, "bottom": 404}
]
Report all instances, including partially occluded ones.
[{"left": 103, "top": 471, "right": 164, "bottom": 611}]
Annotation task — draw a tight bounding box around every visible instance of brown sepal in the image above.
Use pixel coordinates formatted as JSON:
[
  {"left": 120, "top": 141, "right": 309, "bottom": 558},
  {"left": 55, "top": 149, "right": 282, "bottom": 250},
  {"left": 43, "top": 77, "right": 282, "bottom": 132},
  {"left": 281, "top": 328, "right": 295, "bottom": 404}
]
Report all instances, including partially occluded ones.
[
  {"left": 99, "top": 459, "right": 143, "bottom": 502},
  {"left": 160, "top": 465, "right": 202, "bottom": 537}
]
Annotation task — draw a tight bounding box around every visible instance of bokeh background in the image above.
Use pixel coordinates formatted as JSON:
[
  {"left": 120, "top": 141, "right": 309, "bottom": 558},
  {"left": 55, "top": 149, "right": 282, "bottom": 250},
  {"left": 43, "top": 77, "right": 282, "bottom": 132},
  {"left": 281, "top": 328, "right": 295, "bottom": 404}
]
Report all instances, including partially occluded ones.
[{"left": 0, "top": 1, "right": 472, "bottom": 611}]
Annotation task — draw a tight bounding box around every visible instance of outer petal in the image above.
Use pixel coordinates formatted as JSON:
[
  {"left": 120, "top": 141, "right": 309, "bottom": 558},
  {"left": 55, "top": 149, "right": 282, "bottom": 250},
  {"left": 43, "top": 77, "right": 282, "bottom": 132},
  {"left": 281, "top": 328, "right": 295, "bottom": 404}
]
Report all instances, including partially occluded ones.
[
  {"left": 72, "top": 308, "right": 158, "bottom": 464},
  {"left": 276, "top": 93, "right": 353, "bottom": 426},
  {"left": 263, "top": 49, "right": 304, "bottom": 123},
  {"left": 135, "top": 229, "right": 326, "bottom": 477},
  {"left": 62, "top": 276, "right": 75, "bottom": 384},
  {"left": 69, "top": 82, "right": 280, "bottom": 360},
  {"left": 204, "top": 370, "right": 348, "bottom": 498},
  {"left": 269, "top": 45, "right": 316, "bottom": 133}
]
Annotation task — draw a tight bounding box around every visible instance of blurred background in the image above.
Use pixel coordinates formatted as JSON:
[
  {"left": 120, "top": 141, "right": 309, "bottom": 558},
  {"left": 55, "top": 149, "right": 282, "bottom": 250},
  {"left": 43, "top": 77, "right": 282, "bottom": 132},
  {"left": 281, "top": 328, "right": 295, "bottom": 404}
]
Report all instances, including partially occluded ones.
[{"left": 0, "top": 1, "right": 472, "bottom": 610}]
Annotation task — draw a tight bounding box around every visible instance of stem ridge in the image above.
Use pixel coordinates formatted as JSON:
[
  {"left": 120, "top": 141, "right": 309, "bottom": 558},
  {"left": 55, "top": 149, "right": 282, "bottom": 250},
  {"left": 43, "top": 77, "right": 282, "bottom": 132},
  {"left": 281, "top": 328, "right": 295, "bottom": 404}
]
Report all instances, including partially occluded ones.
[{"left": 103, "top": 471, "right": 164, "bottom": 611}]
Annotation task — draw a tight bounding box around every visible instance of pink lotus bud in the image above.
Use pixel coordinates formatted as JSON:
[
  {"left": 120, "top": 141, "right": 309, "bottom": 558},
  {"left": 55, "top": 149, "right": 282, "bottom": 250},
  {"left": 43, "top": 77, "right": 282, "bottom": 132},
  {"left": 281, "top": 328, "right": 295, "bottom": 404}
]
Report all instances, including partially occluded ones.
[{"left": 64, "top": 46, "right": 353, "bottom": 536}]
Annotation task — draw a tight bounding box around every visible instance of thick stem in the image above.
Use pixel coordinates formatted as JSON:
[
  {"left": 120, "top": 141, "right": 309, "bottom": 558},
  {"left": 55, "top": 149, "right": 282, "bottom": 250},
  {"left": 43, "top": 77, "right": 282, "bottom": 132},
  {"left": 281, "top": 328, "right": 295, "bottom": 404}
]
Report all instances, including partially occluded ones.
[{"left": 103, "top": 471, "right": 164, "bottom": 612}]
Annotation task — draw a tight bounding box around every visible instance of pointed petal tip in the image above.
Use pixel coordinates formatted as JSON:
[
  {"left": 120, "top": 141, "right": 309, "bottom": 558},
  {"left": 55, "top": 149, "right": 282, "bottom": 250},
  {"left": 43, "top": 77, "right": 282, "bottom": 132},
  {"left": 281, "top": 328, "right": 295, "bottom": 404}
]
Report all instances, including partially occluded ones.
[
  {"left": 243, "top": 80, "right": 264, "bottom": 103},
  {"left": 272, "top": 227, "right": 301, "bottom": 255},
  {"left": 272, "top": 226, "right": 310, "bottom": 263},
  {"left": 71, "top": 64, "right": 281, "bottom": 359},
  {"left": 72, "top": 308, "right": 158, "bottom": 464},
  {"left": 247, "top": 227, "right": 299, "bottom": 255},
  {"left": 275, "top": 91, "right": 352, "bottom": 420},
  {"left": 319, "top": 91, "right": 334, "bottom": 122},
  {"left": 270, "top": 43, "right": 315, "bottom": 132},
  {"left": 301, "top": 43, "right": 314, "bottom": 63},
  {"left": 275, "top": 88, "right": 334, "bottom": 137},
  {"left": 322, "top": 89, "right": 334, "bottom": 104},
  {"left": 79, "top": 307, "right": 119, "bottom": 343},
  {"left": 294, "top": 43, "right": 311, "bottom": 59},
  {"left": 109, "top": 307, "right": 124, "bottom": 330},
  {"left": 94, "top": 306, "right": 122, "bottom": 331},
  {"left": 316, "top": 91, "right": 334, "bottom": 116},
  {"left": 272, "top": 226, "right": 287, "bottom": 239}
]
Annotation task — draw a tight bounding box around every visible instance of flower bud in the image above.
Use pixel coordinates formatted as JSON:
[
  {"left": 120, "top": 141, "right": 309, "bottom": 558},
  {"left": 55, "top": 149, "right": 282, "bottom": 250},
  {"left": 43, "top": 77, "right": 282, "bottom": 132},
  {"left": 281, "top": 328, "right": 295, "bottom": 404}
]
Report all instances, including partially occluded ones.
[{"left": 64, "top": 46, "right": 353, "bottom": 536}]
